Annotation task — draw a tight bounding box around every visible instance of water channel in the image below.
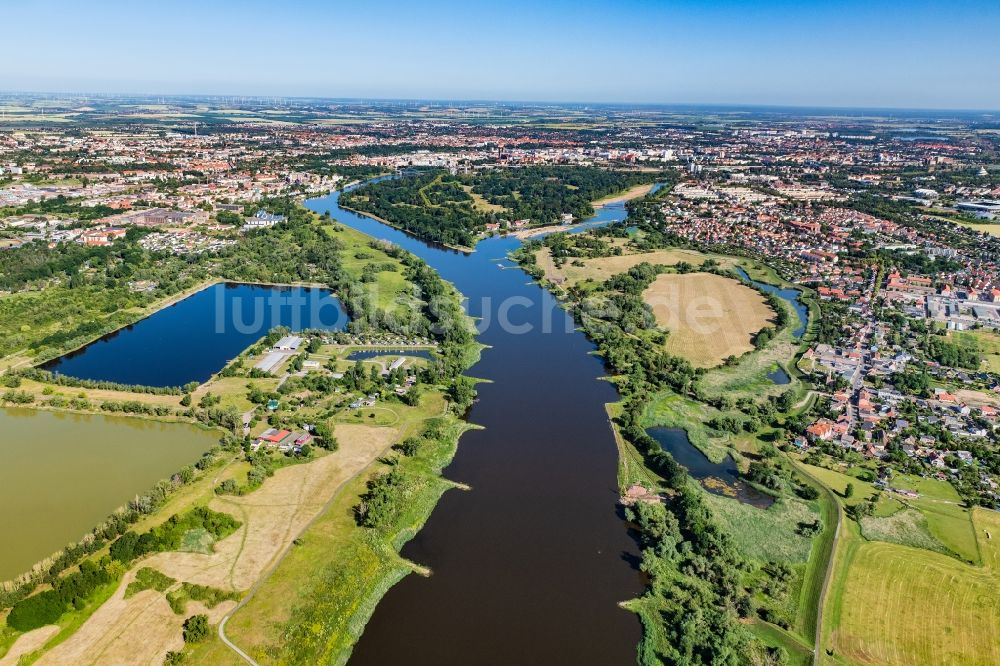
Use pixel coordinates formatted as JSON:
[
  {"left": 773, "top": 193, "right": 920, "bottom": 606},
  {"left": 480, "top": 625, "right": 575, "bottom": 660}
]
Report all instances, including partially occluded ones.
[{"left": 306, "top": 182, "right": 649, "bottom": 664}]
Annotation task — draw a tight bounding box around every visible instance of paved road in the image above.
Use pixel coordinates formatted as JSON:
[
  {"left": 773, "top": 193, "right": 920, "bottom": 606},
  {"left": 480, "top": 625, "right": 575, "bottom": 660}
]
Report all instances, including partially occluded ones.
[{"left": 218, "top": 614, "right": 260, "bottom": 666}]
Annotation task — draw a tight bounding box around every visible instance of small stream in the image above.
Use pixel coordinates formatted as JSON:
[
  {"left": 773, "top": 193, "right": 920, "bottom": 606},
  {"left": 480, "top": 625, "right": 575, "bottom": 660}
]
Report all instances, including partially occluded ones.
[{"left": 735, "top": 266, "right": 808, "bottom": 338}]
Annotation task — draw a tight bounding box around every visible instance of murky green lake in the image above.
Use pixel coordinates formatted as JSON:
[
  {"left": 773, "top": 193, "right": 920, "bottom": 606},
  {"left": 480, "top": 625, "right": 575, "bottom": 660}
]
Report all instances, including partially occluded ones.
[{"left": 0, "top": 407, "right": 217, "bottom": 581}]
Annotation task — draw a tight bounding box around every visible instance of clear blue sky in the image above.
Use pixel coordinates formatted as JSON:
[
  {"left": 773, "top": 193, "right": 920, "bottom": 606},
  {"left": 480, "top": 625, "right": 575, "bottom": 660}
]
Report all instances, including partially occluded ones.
[{"left": 3, "top": 0, "right": 999, "bottom": 109}]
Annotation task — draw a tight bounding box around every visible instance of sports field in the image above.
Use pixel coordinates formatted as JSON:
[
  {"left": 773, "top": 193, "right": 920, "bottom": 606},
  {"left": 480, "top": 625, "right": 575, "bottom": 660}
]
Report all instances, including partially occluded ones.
[
  {"left": 829, "top": 509, "right": 1000, "bottom": 666},
  {"left": 642, "top": 272, "right": 773, "bottom": 367}
]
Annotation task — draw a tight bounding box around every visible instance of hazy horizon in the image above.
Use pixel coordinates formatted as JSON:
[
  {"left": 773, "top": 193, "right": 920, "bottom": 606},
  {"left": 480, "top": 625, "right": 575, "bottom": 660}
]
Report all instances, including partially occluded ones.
[
  {"left": 1, "top": 91, "right": 998, "bottom": 116},
  {"left": 3, "top": 0, "right": 999, "bottom": 111}
]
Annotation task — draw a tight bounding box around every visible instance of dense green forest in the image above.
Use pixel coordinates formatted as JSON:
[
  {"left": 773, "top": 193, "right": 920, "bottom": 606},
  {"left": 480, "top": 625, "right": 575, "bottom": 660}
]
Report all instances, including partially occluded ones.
[{"left": 340, "top": 166, "right": 657, "bottom": 246}]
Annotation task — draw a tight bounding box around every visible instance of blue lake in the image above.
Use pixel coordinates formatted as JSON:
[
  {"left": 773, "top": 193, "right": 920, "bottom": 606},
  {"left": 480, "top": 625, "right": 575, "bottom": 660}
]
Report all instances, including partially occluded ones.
[
  {"left": 768, "top": 366, "right": 792, "bottom": 384},
  {"left": 42, "top": 283, "right": 349, "bottom": 387}
]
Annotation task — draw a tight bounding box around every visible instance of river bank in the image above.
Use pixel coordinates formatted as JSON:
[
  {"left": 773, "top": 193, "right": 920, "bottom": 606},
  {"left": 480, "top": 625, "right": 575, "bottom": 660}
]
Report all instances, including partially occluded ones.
[
  {"left": 510, "top": 213, "right": 841, "bottom": 661},
  {"left": 509, "top": 181, "right": 657, "bottom": 240},
  {"left": 297, "top": 179, "right": 647, "bottom": 664}
]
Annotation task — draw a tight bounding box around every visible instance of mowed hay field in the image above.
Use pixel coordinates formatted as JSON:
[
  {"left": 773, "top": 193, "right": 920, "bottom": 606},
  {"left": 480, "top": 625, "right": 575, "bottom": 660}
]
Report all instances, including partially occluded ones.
[
  {"left": 830, "top": 509, "right": 1000, "bottom": 666},
  {"left": 536, "top": 247, "right": 734, "bottom": 285},
  {"left": 31, "top": 424, "right": 396, "bottom": 666},
  {"left": 642, "top": 273, "right": 773, "bottom": 367}
]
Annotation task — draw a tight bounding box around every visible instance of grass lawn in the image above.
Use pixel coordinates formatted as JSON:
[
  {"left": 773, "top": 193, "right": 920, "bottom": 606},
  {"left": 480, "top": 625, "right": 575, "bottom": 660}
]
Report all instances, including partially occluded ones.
[
  {"left": 703, "top": 491, "right": 816, "bottom": 564},
  {"left": 801, "top": 464, "right": 877, "bottom": 505},
  {"left": 461, "top": 185, "right": 507, "bottom": 213},
  {"left": 179, "top": 527, "right": 216, "bottom": 554},
  {"left": 859, "top": 508, "right": 949, "bottom": 554},
  {"left": 749, "top": 621, "right": 813, "bottom": 666},
  {"left": 792, "top": 464, "right": 840, "bottom": 650},
  {"left": 323, "top": 220, "right": 419, "bottom": 316}
]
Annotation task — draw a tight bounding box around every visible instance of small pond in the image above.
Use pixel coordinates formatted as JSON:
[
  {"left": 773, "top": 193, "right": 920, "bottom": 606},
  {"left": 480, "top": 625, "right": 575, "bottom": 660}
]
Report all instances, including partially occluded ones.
[
  {"left": 647, "top": 426, "right": 775, "bottom": 508},
  {"left": 345, "top": 349, "right": 434, "bottom": 362},
  {"left": 767, "top": 366, "right": 791, "bottom": 385}
]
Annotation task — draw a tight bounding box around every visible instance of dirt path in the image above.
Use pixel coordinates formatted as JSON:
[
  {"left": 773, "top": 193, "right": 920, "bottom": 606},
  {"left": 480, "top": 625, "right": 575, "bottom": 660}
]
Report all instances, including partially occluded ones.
[
  {"left": 0, "top": 626, "right": 59, "bottom": 666},
  {"left": 35, "top": 424, "right": 397, "bottom": 666}
]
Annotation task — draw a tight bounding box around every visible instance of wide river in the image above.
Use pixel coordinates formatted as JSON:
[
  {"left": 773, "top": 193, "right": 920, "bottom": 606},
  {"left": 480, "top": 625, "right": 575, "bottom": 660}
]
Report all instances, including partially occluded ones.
[
  {"left": 0, "top": 407, "right": 218, "bottom": 581},
  {"left": 306, "top": 184, "right": 645, "bottom": 664}
]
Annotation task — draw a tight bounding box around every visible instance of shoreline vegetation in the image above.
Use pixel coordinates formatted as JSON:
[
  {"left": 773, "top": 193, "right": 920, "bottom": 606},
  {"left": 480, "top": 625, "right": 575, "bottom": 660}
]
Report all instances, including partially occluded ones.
[
  {"left": 340, "top": 165, "right": 663, "bottom": 247},
  {"left": 510, "top": 200, "right": 836, "bottom": 663},
  {"left": 0, "top": 200, "right": 482, "bottom": 665},
  {"left": 336, "top": 202, "right": 477, "bottom": 253},
  {"left": 510, "top": 190, "right": 994, "bottom": 665}
]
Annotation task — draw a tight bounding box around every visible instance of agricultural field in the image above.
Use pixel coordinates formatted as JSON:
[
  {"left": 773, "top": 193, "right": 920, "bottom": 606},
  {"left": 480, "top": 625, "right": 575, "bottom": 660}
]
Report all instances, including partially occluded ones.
[
  {"left": 642, "top": 272, "right": 774, "bottom": 367},
  {"left": 534, "top": 246, "right": 727, "bottom": 285},
  {"left": 698, "top": 289, "right": 804, "bottom": 402},
  {"left": 808, "top": 459, "right": 999, "bottom": 666},
  {"left": 826, "top": 509, "right": 1000, "bottom": 666}
]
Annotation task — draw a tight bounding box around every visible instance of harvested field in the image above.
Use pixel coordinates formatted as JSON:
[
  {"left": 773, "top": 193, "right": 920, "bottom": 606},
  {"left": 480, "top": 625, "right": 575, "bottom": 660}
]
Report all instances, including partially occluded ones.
[
  {"left": 33, "top": 424, "right": 396, "bottom": 666},
  {"left": 38, "top": 578, "right": 233, "bottom": 666},
  {"left": 642, "top": 273, "right": 773, "bottom": 367},
  {"left": 142, "top": 424, "right": 397, "bottom": 591},
  {"left": 0, "top": 626, "right": 59, "bottom": 666},
  {"left": 536, "top": 247, "right": 729, "bottom": 286}
]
